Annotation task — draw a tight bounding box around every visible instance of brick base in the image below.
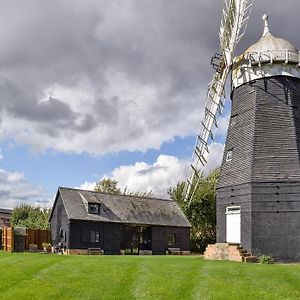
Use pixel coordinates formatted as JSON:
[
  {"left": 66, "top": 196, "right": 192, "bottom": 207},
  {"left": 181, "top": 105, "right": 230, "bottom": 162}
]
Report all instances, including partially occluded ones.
[
  {"left": 204, "top": 243, "right": 257, "bottom": 263},
  {"left": 65, "top": 249, "right": 104, "bottom": 255}
]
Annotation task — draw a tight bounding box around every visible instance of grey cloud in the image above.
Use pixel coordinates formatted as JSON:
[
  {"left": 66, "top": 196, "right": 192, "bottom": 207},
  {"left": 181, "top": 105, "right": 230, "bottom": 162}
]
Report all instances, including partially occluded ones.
[
  {"left": 0, "top": 169, "right": 49, "bottom": 208},
  {"left": 136, "top": 166, "right": 167, "bottom": 176},
  {"left": 93, "top": 96, "right": 120, "bottom": 125},
  {"left": 0, "top": 190, "right": 10, "bottom": 198},
  {"left": 0, "top": 0, "right": 299, "bottom": 154}
]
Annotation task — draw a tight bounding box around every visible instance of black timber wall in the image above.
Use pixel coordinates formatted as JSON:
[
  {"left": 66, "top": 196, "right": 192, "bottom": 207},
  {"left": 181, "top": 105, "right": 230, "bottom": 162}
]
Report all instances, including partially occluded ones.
[
  {"left": 252, "top": 77, "right": 300, "bottom": 181},
  {"left": 251, "top": 182, "right": 300, "bottom": 261},
  {"left": 217, "top": 76, "right": 300, "bottom": 262},
  {"left": 50, "top": 195, "right": 70, "bottom": 248},
  {"left": 152, "top": 226, "right": 190, "bottom": 254},
  {"left": 69, "top": 222, "right": 189, "bottom": 255},
  {"left": 69, "top": 221, "right": 121, "bottom": 254},
  {"left": 217, "top": 83, "right": 256, "bottom": 188}
]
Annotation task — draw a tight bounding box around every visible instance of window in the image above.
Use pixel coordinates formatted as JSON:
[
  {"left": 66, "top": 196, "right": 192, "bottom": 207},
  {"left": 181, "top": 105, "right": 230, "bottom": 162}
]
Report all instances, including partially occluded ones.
[
  {"left": 230, "top": 115, "right": 238, "bottom": 128},
  {"left": 167, "top": 234, "right": 176, "bottom": 246},
  {"left": 81, "top": 230, "right": 100, "bottom": 243},
  {"left": 91, "top": 231, "right": 100, "bottom": 243},
  {"left": 89, "top": 203, "right": 100, "bottom": 215},
  {"left": 226, "top": 148, "right": 233, "bottom": 162}
]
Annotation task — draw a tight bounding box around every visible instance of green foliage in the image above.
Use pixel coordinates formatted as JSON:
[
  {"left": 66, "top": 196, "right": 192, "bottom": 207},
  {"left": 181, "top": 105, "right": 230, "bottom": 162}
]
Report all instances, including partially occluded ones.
[
  {"left": 94, "top": 178, "right": 121, "bottom": 194},
  {"left": 168, "top": 168, "right": 219, "bottom": 253},
  {"left": 123, "top": 186, "right": 152, "bottom": 197},
  {"left": 95, "top": 178, "right": 152, "bottom": 197},
  {"left": 258, "top": 254, "right": 274, "bottom": 264},
  {"left": 10, "top": 204, "right": 51, "bottom": 230}
]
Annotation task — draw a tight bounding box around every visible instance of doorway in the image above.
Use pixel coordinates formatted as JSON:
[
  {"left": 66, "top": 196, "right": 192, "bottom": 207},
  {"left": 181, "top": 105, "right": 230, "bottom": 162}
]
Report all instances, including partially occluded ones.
[
  {"left": 226, "top": 206, "right": 241, "bottom": 244},
  {"left": 121, "top": 225, "right": 152, "bottom": 254}
]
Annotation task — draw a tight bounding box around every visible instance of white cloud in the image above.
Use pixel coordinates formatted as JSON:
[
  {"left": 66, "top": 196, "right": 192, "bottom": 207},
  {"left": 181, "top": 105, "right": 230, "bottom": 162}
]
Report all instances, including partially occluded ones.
[
  {"left": 78, "top": 144, "right": 224, "bottom": 198},
  {"left": 76, "top": 181, "right": 96, "bottom": 191},
  {"left": 0, "top": 72, "right": 202, "bottom": 155},
  {"left": 0, "top": 1, "right": 217, "bottom": 156},
  {"left": 0, "top": 0, "right": 299, "bottom": 157},
  {"left": 0, "top": 169, "right": 50, "bottom": 209},
  {"left": 110, "top": 155, "right": 188, "bottom": 197},
  {"left": 204, "top": 142, "right": 225, "bottom": 174},
  {"left": 216, "top": 113, "right": 230, "bottom": 137}
]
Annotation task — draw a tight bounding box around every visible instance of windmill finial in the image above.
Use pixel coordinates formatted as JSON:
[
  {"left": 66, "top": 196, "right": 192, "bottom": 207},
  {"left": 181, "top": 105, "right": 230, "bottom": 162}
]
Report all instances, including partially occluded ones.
[{"left": 262, "top": 14, "right": 270, "bottom": 37}]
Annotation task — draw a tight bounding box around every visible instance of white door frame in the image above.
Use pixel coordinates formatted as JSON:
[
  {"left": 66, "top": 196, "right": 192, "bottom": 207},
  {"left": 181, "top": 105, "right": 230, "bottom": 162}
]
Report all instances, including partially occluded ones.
[{"left": 226, "top": 206, "right": 241, "bottom": 244}]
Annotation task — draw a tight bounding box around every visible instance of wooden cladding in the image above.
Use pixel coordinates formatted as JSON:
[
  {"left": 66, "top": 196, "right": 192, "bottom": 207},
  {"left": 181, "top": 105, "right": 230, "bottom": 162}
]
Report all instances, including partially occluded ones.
[{"left": 1, "top": 227, "right": 51, "bottom": 252}]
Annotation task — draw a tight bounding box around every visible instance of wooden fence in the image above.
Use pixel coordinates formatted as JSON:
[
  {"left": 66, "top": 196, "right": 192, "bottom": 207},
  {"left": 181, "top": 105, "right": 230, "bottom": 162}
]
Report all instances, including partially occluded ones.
[
  {"left": 26, "top": 229, "right": 51, "bottom": 250},
  {"left": 2, "top": 227, "right": 14, "bottom": 252},
  {"left": 2, "top": 227, "right": 51, "bottom": 252}
]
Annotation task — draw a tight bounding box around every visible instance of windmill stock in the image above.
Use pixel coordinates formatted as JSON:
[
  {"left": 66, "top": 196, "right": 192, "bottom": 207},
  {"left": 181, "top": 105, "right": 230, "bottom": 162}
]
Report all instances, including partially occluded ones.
[{"left": 184, "top": 0, "right": 253, "bottom": 202}]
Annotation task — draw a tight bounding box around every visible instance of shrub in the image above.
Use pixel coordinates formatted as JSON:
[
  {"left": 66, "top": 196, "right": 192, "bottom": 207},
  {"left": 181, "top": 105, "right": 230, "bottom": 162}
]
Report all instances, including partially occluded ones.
[{"left": 258, "top": 254, "right": 274, "bottom": 264}]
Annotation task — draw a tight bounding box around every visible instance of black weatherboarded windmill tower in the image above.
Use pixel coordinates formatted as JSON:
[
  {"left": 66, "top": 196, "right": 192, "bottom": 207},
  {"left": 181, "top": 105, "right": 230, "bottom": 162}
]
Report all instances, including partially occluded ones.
[
  {"left": 184, "top": 0, "right": 300, "bottom": 262},
  {"left": 217, "top": 15, "right": 300, "bottom": 262}
]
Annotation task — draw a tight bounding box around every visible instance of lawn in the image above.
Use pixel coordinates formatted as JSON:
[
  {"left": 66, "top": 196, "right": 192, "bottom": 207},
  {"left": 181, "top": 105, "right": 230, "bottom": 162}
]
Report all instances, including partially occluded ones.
[{"left": 0, "top": 252, "right": 299, "bottom": 300}]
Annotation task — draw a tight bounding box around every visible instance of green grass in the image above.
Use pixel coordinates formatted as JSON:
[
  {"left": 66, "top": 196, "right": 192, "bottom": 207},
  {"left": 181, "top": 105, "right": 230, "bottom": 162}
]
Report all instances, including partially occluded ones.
[{"left": 0, "top": 252, "right": 299, "bottom": 300}]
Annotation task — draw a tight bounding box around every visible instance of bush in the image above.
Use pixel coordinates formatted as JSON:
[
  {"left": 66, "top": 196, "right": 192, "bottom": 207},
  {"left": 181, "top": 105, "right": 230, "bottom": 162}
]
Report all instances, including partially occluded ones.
[
  {"left": 258, "top": 254, "right": 274, "bottom": 264},
  {"left": 168, "top": 169, "right": 219, "bottom": 253}
]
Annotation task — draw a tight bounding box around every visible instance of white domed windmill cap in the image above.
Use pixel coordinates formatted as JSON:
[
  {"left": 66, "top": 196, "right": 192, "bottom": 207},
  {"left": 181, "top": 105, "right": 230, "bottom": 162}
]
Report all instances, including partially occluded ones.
[{"left": 232, "top": 14, "right": 300, "bottom": 88}]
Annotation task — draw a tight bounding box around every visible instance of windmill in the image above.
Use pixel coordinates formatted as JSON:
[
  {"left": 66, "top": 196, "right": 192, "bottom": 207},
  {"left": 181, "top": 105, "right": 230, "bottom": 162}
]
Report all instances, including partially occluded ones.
[
  {"left": 187, "top": 1, "right": 300, "bottom": 262},
  {"left": 184, "top": 0, "right": 253, "bottom": 201}
]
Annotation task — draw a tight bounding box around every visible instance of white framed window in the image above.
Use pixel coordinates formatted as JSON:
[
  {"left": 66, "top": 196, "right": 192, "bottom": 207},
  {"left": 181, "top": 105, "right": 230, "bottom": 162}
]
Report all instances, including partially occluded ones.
[
  {"left": 167, "top": 233, "right": 176, "bottom": 246},
  {"left": 230, "top": 115, "right": 238, "bottom": 128},
  {"left": 226, "top": 206, "right": 241, "bottom": 214},
  {"left": 226, "top": 148, "right": 233, "bottom": 162},
  {"left": 89, "top": 203, "right": 100, "bottom": 215},
  {"left": 91, "top": 231, "right": 100, "bottom": 243}
]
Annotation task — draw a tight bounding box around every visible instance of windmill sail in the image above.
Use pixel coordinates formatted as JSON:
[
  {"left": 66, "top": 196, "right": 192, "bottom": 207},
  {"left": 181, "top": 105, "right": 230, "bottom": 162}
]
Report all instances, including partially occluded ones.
[{"left": 184, "top": 0, "right": 253, "bottom": 201}]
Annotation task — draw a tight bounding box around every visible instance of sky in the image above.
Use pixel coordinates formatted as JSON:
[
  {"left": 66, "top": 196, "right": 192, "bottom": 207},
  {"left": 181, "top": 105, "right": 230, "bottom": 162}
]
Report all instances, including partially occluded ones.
[{"left": 0, "top": 0, "right": 299, "bottom": 208}]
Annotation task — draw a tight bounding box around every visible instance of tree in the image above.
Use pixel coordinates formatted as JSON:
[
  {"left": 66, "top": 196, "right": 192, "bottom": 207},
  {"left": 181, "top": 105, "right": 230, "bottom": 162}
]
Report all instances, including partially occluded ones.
[
  {"left": 10, "top": 204, "right": 51, "bottom": 230},
  {"left": 94, "top": 178, "right": 121, "bottom": 194},
  {"left": 94, "top": 178, "right": 152, "bottom": 197},
  {"left": 168, "top": 168, "right": 219, "bottom": 252}
]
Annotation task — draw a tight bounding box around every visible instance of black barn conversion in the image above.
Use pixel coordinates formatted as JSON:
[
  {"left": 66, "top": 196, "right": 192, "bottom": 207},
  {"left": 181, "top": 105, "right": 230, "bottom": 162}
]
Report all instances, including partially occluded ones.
[{"left": 50, "top": 187, "right": 191, "bottom": 255}]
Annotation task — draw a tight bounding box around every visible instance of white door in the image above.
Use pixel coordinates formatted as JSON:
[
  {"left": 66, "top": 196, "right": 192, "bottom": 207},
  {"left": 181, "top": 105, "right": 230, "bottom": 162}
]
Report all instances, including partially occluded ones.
[{"left": 226, "top": 206, "right": 241, "bottom": 244}]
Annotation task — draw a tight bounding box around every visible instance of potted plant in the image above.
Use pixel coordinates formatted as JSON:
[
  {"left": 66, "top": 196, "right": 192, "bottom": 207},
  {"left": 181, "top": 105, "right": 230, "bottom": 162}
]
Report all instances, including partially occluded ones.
[
  {"left": 42, "top": 242, "right": 52, "bottom": 253},
  {"left": 29, "top": 244, "right": 38, "bottom": 252}
]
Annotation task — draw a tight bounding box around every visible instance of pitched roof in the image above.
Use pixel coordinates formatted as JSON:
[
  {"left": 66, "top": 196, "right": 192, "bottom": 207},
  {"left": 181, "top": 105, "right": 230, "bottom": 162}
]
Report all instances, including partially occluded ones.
[
  {"left": 54, "top": 187, "right": 191, "bottom": 228},
  {"left": 0, "top": 208, "right": 13, "bottom": 216}
]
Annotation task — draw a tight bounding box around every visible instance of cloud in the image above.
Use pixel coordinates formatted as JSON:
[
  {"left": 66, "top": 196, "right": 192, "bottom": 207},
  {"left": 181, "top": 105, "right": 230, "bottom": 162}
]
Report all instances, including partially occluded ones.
[
  {"left": 110, "top": 155, "right": 188, "bottom": 197},
  {"left": 203, "top": 143, "right": 225, "bottom": 174},
  {"left": 0, "top": 0, "right": 299, "bottom": 156},
  {"left": 78, "top": 144, "right": 224, "bottom": 197},
  {"left": 111, "top": 145, "right": 224, "bottom": 197},
  {"left": 76, "top": 181, "right": 97, "bottom": 191},
  {"left": 0, "top": 169, "right": 50, "bottom": 209}
]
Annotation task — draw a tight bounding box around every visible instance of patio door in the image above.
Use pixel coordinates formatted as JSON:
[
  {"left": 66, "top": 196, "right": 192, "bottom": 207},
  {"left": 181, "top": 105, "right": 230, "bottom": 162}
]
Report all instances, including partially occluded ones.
[{"left": 121, "top": 225, "right": 152, "bottom": 254}]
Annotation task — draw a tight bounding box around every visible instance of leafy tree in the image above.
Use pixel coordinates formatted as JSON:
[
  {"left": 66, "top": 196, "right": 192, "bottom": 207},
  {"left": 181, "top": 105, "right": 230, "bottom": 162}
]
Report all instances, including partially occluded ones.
[
  {"left": 95, "top": 178, "right": 152, "bottom": 197},
  {"left": 11, "top": 204, "right": 51, "bottom": 230},
  {"left": 123, "top": 186, "right": 152, "bottom": 197},
  {"left": 94, "top": 178, "right": 121, "bottom": 194},
  {"left": 168, "top": 168, "right": 219, "bottom": 252}
]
